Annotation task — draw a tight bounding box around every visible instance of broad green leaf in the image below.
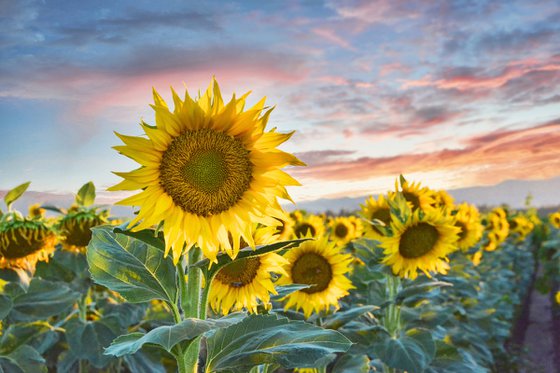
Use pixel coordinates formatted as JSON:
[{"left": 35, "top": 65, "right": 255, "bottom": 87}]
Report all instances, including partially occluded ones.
[
  {"left": 9, "top": 279, "right": 80, "bottom": 321},
  {"left": 0, "top": 295, "right": 12, "bottom": 320},
  {"left": 87, "top": 226, "right": 177, "bottom": 303},
  {"left": 76, "top": 181, "right": 95, "bottom": 207},
  {"left": 66, "top": 317, "right": 121, "bottom": 369},
  {"left": 105, "top": 313, "right": 246, "bottom": 357},
  {"left": 332, "top": 353, "right": 370, "bottom": 373},
  {"left": 195, "top": 239, "right": 310, "bottom": 277},
  {"left": 372, "top": 328, "right": 435, "bottom": 373},
  {"left": 205, "top": 314, "right": 352, "bottom": 372},
  {"left": 113, "top": 225, "right": 165, "bottom": 252},
  {"left": 3, "top": 182, "right": 30, "bottom": 209},
  {"left": 396, "top": 281, "right": 452, "bottom": 304},
  {"left": 323, "top": 306, "right": 378, "bottom": 330},
  {"left": 0, "top": 322, "right": 55, "bottom": 355},
  {"left": 0, "top": 344, "right": 46, "bottom": 373},
  {"left": 124, "top": 350, "right": 167, "bottom": 373}
]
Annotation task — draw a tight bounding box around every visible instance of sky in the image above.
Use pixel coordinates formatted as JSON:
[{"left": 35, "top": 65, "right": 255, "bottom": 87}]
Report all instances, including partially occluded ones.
[{"left": 1, "top": 0, "right": 559, "bottom": 206}]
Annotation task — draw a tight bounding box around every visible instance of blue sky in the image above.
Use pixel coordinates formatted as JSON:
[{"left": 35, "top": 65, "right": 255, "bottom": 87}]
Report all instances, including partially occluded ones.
[{"left": 1, "top": 0, "right": 559, "bottom": 204}]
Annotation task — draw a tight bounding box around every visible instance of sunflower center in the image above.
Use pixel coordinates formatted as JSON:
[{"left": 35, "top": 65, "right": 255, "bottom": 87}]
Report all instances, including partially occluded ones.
[
  {"left": 403, "top": 191, "right": 420, "bottom": 210},
  {"left": 215, "top": 257, "right": 261, "bottom": 288},
  {"left": 295, "top": 223, "right": 316, "bottom": 237},
  {"left": 454, "top": 221, "right": 467, "bottom": 241},
  {"left": 0, "top": 226, "right": 52, "bottom": 259},
  {"left": 159, "top": 128, "right": 253, "bottom": 217},
  {"left": 399, "top": 222, "right": 439, "bottom": 259},
  {"left": 291, "top": 252, "right": 332, "bottom": 294},
  {"left": 334, "top": 223, "right": 349, "bottom": 238},
  {"left": 371, "top": 208, "right": 391, "bottom": 234}
]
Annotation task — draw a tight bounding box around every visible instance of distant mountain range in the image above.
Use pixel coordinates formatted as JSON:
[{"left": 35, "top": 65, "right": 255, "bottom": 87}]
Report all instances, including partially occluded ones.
[{"left": 1, "top": 177, "right": 559, "bottom": 216}]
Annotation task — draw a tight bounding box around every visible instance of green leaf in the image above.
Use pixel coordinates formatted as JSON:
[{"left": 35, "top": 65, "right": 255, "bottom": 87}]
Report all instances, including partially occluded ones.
[
  {"left": 332, "top": 353, "right": 370, "bottom": 373},
  {"left": 66, "top": 317, "right": 121, "bottom": 369},
  {"left": 76, "top": 181, "right": 96, "bottom": 207},
  {"left": 124, "top": 350, "right": 167, "bottom": 373},
  {"left": 396, "top": 281, "right": 452, "bottom": 304},
  {"left": 105, "top": 313, "right": 246, "bottom": 357},
  {"left": 205, "top": 314, "right": 352, "bottom": 372},
  {"left": 40, "top": 204, "right": 65, "bottom": 214},
  {"left": 323, "top": 306, "right": 378, "bottom": 330},
  {"left": 3, "top": 182, "right": 30, "bottom": 209},
  {"left": 372, "top": 328, "right": 435, "bottom": 373},
  {"left": 0, "top": 295, "right": 12, "bottom": 320},
  {"left": 271, "top": 284, "right": 312, "bottom": 300},
  {"left": 113, "top": 224, "right": 165, "bottom": 252},
  {"left": 196, "top": 238, "right": 310, "bottom": 278},
  {"left": 9, "top": 279, "right": 80, "bottom": 321},
  {"left": 0, "top": 322, "right": 55, "bottom": 355},
  {"left": 0, "top": 345, "right": 46, "bottom": 373},
  {"left": 87, "top": 226, "right": 177, "bottom": 303}
]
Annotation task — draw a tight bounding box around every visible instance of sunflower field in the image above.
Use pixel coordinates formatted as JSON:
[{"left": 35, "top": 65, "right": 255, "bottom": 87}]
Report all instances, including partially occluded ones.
[{"left": 1, "top": 80, "right": 559, "bottom": 373}]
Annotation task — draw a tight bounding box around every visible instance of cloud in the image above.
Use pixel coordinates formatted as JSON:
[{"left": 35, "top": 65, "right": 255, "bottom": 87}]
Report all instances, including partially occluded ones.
[
  {"left": 294, "top": 150, "right": 356, "bottom": 166},
  {"left": 292, "top": 121, "right": 560, "bottom": 188}
]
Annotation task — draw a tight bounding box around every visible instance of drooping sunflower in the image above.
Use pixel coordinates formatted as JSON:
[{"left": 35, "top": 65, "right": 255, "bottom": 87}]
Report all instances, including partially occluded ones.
[
  {"left": 278, "top": 236, "right": 354, "bottom": 318},
  {"left": 379, "top": 209, "right": 460, "bottom": 280},
  {"left": 328, "top": 217, "right": 355, "bottom": 246},
  {"left": 110, "top": 78, "right": 304, "bottom": 263},
  {"left": 58, "top": 209, "right": 107, "bottom": 253},
  {"left": 0, "top": 216, "right": 56, "bottom": 270},
  {"left": 549, "top": 211, "right": 560, "bottom": 229},
  {"left": 391, "top": 178, "right": 435, "bottom": 212},
  {"left": 360, "top": 194, "right": 392, "bottom": 241},
  {"left": 209, "top": 226, "right": 288, "bottom": 315},
  {"left": 453, "top": 203, "right": 483, "bottom": 251},
  {"left": 292, "top": 214, "right": 325, "bottom": 239}
]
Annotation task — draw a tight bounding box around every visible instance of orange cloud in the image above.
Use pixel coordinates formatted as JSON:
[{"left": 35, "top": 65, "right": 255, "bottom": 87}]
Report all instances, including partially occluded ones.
[{"left": 291, "top": 121, "right": 560, "bottom": 188}]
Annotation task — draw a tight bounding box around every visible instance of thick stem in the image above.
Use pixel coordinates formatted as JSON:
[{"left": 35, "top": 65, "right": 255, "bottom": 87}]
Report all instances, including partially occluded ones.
[{"left": 382, "top": 275, "right": 402, "bottom": 373}]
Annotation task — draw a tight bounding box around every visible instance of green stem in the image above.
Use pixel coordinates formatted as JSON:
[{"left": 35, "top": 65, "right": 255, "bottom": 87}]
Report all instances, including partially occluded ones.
[{"left": 382, "top": 275, "right": 402, "bottom": 373}]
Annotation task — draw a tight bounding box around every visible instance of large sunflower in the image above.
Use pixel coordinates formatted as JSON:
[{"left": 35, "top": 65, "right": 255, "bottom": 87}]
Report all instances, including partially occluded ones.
[
  {"left": 453, "top": 203, "right": 483, "bottom": 251},
  {"left": 278, "top": 236, "right": 354, "bottom": 318},
  {"left": 379, "top": 209, "right": 459, "bottom": 280},
  {"left": 110, "top": 79, "right": 304, "bottom": 263},
  {"left": 292, "top": 215, "right": 325, "bottom": 239},
  {"left": 328, "top": 216, "right": 355, "bottom": 246},
  {"left": 0, "top": 216, "right": 56, "bottom": 270},
  {"left": 360, "top": 194, "right": 392, "bottom": 241}
]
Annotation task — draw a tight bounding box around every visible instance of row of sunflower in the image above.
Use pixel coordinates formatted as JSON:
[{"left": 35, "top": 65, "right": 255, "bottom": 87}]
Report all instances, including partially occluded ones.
[{"left": 1, "top": 80, "right": 559, "bottom": 373}]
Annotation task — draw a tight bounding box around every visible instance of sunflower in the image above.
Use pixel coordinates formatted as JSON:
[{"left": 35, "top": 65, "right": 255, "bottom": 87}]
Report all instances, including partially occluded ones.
[
  {"left": 348, "top": 215, "right": 364, "bottom": 238},
  {"left": 275, "top": 216, "right": 295, "bottom": 241},
  {"left": 549, "top": 212, "right": 560, "bottom": 229},
  {"left": 58, "top": 209, "right": 107, "bottom": 253},
  {"left": 472, "top": 250, "right": 483, "bottom": 266},
  {"left": 391, "top": 178, "right": 435, "bottom": 212},
  {"left": 0, "top": 216, "right": 56, "bottom": 270},
  {"left": 292, "top": 215, "right": 325, "bottom": 239},
  {"left": 361, "top": 194, "right": 392, "bottom": 241},
  {"left": 453, "top": 203, "right": 483, "bottom": 251},
  {"left": 328, "top": 217, "right": 355, "bottom": 246},
  {"left": 482, "top": 208, "right": 509, "bottom": 251},
  {"left": 556, "top": 291, "right": 560, "bottom": 305},
  {"left": 379, "top": 209, "right": 459, "bottom": 280},
  {"left": 430, "top": 190, "right": 455, "bottom": 211},
  {"left": 28, "top": 204, "right": 46, "bottom": 218},
  {"left": 110, "top": 78, "right": 304, "bottom": 263},
  {"left": 209, "top": 226, "right": 288, "bottom": 315},
  {"left": 278, "top": 236, "right": 354, "bottom": 318},
  {"left": 508, "top": 215, "right": 534, "bottom": 241}
]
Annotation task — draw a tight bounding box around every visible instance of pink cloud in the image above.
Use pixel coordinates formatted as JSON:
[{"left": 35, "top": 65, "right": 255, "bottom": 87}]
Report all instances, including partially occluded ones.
[{"left": 311, "top": 27, "right": 356, "bottom": 51}]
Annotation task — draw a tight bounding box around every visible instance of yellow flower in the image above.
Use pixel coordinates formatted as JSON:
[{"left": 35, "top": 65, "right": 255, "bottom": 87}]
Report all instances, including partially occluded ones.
[
  {"left": 278, "top": 236, "right": 354, "bottom": 318},
  {"left": 430, "top": 189, "right": 455, "bottom": 210},
  {"left": 391, "top": 177, "right": 435, "bottom": 212},
  {"left": 549, "top": 212, "right": 560, "bottom": 229},
  {"left": 110, "top": 78, "right": 304, "bottom": 263},
  {"left": 379, "top": 209, "right": 459, "bottom": 280},
  {"left": 348, "top": 215, "right": 364, "bottom": 238},
  {"left": 0, "top": 217, "right": 56, "bottom": 270},
  {"left": 209, "top": 252, "right": 288, "bottom": 315},
  {"left": 328, "top": 217, "right": 355, "bottom": 246},
  {"left": 275, "top": 217, "right": 295, "bottom": 241},
  {"left": 508, "top": 215, "right": 534, "bottom": 241},
  {"left": 472, "top": 250, "right": 483, "bottom": 266},
  {"left": 28, "top": 204, "right": 46, "bottom": 218},
  {"left": 483, "top": 208, "right": 509, "bottom": 251},
  {"left": 58, "top": 210, "right": 106, "bottom": 253},
  {"left": 292, "top": 215, "right": 325, "bottom": 239},
  {"left": 360, "top": 194, "right": 392, "bottom": 241},
  {"left": 555, "top": 291, "right": 560, "bottom": 305},
  {"left": 453, "top": 203, "right": 483, "bottom": 251}
]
